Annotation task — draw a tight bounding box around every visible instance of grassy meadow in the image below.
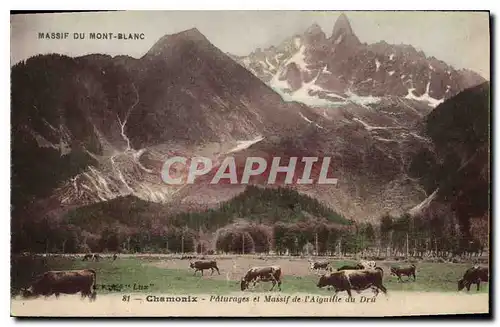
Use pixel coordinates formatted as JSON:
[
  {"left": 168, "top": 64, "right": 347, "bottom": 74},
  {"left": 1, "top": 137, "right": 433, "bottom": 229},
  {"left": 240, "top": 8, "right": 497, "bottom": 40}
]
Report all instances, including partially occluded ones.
[{"left": 11, "top": 255, "right": 489, "bottom": 296}]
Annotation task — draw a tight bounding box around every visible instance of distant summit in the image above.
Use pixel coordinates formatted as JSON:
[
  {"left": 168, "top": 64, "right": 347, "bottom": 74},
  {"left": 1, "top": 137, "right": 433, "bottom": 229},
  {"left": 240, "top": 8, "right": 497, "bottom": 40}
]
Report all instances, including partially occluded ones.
[
  {"left": 330, "top": 13, "right": 361, "bottom": 46},
  {"left": 234, "top": 13, "right": 486, "bottom": 109},
  {"left": 302, "top": 23, "right": 327, "bottom": 45},
  {"left": 145, "top": 28, "right": 210, "bottom": 57}
]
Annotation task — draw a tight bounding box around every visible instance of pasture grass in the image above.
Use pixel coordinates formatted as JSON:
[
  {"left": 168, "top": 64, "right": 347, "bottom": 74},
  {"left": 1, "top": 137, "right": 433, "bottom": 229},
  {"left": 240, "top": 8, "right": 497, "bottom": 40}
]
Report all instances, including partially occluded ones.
[{"left": 11, "top": 256, "right": 489, "bottom": 296}]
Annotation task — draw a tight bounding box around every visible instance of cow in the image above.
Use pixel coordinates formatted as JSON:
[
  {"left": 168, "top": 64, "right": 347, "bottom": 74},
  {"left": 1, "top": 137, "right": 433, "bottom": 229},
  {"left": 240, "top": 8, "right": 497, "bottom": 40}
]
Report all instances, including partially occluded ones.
[
  {"left": 317, "top": 267, "right": 387, "bottom": 298},
  {"left": 190, "top": 260, "right": 220, "bottom": 276},
  {"left": 112, "top": 253, "right": 118, "bottom": 261},
  {"left": 337, "top": 263, "right": 365, "bottom": 271},
  {"left": 20, "top": 269, "right": 97, "bottom": 301},
  {"left": 93, "top": 254, "right": 101, "bottom": 262},
  {"left": 240, "top": 266, "right": 282, "bottom": 291},
  {"left": 458, "top": 266, "right": 489, "bottom": 292},
  {"left": 82, "top": 254, "right": 93, "bottom": 261},
  {"left": 309, "top": 261, "right": 330, "bottom": 271},
  {"left": 390, "top": 264, "right": 416, "bottom": 282}
]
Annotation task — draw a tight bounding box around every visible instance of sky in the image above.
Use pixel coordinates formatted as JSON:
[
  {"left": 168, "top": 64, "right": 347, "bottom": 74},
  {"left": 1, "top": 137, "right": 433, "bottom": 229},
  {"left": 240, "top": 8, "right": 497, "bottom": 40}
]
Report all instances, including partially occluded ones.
[{"left": 10, "top": 11, "right": 490, "bottom": 78}]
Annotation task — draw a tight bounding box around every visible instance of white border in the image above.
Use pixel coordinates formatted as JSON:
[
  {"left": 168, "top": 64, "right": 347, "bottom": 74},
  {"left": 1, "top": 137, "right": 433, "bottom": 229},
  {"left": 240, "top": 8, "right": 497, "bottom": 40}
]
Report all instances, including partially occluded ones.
[{"left": 3, "top": 1, "right": 498, "bottom": 326}]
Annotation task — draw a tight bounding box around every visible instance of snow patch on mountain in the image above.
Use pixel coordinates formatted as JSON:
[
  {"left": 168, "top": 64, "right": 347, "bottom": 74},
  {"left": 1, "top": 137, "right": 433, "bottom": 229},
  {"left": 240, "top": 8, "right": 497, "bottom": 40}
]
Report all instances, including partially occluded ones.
[
  {"left": 284, "top": 45, "right": 309, "bottom": 72},
  {"left": 334, "top": 34, "right": 343, "bottom": 45},
  {"left": 227, "top": 136, "right": 265, "bottom": 153},
  {"left": 270, "top": 73, "right": 291, "bottom": 91},
  {"left": 345, "top": 90, "right": 381, "bottom": 106},
  {"left": 242, "top": 57, "right": 251, "bottom": 66},
  {"left": 409, "top": 188, "right": 439, "bottom": 216},
  {"left": 265, "top": 57, "right": 276, "bottom": 70},
  {"left": 352, "top": 117, "right": 405, "bottom": 132},
  {"left": 299, "top": 112, "right": 324, "bottom": 129},
  {"left": 374, "top": 136, "right": 398, "bottom": 143},
  {"left": 405, "top": 87, "right": 444, "bottom": 108},
  {"left": 299, "top": 112, "right": 313, "bottom": 123}
]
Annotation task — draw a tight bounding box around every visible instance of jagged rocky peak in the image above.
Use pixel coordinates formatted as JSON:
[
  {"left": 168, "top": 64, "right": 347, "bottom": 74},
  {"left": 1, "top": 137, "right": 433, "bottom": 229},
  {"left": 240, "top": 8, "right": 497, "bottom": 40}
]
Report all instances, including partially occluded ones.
[
  {"left": 330, "top": 13, "right": 360, "bottom": 46},
  {"left": 302, "top": 22, "right": 327, "bottom": 44}
]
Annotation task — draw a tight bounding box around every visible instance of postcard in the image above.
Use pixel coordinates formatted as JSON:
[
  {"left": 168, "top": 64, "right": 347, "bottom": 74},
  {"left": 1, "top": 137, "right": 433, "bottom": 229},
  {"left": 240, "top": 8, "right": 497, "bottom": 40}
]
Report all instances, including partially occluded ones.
[{"left": 10, "top": 10, "right": 490, "bottom": 317}]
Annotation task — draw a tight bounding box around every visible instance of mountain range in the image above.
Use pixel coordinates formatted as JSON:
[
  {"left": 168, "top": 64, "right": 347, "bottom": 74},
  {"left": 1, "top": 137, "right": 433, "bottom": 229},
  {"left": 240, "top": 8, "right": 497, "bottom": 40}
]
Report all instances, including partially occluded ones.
[
  {"left": 11, "top": 14, "right": 489, "bottom": 245},
  {"left": 231, "top": 13, "right": 485, "bottom": 110}
]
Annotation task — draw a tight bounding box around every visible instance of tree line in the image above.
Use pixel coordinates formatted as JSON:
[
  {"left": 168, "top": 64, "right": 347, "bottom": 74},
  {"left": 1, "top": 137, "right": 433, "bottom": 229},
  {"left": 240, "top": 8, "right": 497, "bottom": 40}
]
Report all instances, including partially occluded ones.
[{"left": 11, "top": 211, "right": 487, "bottom": 258}]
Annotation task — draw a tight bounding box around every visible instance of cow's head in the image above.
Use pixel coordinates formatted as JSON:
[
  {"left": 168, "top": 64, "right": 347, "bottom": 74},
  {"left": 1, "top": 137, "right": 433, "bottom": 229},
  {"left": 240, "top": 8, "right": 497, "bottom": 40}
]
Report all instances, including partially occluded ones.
[
  {"left": 390, "top": 267, "right": 397, "bottom": 276},
  {"left": 316, "top": 274, "right": 329, "bottom": 288},
  {"left": 457, "top": 279, "right": 466, "bottom": 291},
  {"left": 240, "top": 278, "right": 249, "bottom": 291},
  {"left": 189, "top": 262, "right": 195, "bottom": 269},
  {"left": 355, "top": 263, "right": 365, "bottom": 270},
  {"left": 20, "top": 286, "right": 36, "bottom": 299}
]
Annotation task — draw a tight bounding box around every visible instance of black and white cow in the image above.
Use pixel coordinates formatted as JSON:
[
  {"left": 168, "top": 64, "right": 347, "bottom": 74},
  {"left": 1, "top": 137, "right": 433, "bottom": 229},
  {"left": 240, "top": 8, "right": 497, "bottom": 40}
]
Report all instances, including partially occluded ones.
[{"left": 317, "top": 267, "right": 387, "bottom": 298}]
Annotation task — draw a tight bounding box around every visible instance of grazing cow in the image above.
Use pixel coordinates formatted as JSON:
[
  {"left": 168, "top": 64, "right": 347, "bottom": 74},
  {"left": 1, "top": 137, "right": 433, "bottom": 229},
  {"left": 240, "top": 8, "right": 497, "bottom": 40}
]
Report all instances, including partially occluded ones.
[
  {"left": 241, "top": 266, "right": 282, "bottom": 291},
  {"left": 317, "top": 267, "right": 387, "bottom": 298},
  {"left": 112, "top": 254, "right": 118, "bottom": 261},
  {"left": 310, "top": 261, "right": 330, "bottom": 271},
  {"left": 20, "top": 269, "right": 97, "bottom": 301},
  {"left": 390, "top": 264, "right": 416, "bottom": 282},
  {"left": 337, "top": 263, "right": 364, "bottom": 271},
  {"left": 190, "top": 260, "right": 220, "bottom": 276},
  {"left": 82, "top": 254, "right": 93, "bottom": 261},
  {"left": 458, "top": 266, "right": 489, "bottom": 292}
]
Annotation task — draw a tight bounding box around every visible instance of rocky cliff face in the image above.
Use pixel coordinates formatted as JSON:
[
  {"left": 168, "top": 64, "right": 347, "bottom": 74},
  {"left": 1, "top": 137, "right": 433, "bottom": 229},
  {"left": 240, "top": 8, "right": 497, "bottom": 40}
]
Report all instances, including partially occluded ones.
[
  {"left": 232, "top": 14, "right": 486, "bottom": 109},
  {"left": 408, "top": 82, "right": 490, "bottom": 235},
  {"left": 11, "top": 29, "right": 312, "bottom": 219}
]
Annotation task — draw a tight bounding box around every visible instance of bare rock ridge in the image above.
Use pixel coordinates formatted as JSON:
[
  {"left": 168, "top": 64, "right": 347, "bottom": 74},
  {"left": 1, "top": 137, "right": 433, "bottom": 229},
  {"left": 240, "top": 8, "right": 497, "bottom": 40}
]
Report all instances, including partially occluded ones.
[
  {"left": 330, "top": 13, "right": 361, "bottom": 47},
  {"left": 233, "top": 13, "right": 486, "bottom": 109},
  {"left": 303, "top": 23, "right": 327, "bottom": 45}
]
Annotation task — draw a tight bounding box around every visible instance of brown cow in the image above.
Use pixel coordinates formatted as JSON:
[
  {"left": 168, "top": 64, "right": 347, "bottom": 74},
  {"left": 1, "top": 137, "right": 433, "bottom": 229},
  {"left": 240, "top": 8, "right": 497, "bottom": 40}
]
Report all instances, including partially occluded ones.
[
  {"left": 309, "top": 261, "right": 330, "bottom": 271},
  {"left": 317, "top": 267, "right": 387, "bottom": 298},
  {"left": 337, "top": 263, "right": 364, "bottom": 271},
  {"left": 21, "top": 269, "right": 97, "bottom": 301},
  {"left": 390, "top": 264, "right": 416, "bottom": 282},
  {"left": 190, "top": 260, "right": 220, "bottom": 276},
  {"left": 458, "top": 266, "right": 489, "bottom": 292},
  {"left": 240, "top": 266, "right": 282, "bottom": 291}
]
